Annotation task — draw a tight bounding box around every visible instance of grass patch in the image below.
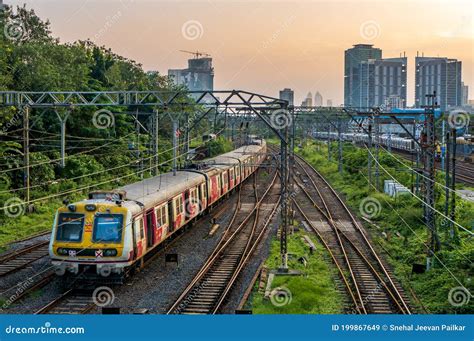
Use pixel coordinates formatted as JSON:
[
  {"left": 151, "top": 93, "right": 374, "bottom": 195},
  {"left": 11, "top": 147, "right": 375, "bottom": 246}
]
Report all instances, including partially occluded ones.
[{"left": 250, "top": 230, "right": 344, "bottom": 314}]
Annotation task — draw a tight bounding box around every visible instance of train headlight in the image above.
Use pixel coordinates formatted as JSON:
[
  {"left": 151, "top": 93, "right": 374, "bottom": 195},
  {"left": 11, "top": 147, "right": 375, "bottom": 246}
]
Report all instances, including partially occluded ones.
[
  {"left": 57, "top": 248, "right": 68, "bottom": 255},
  {"left": 67, "top": 204, "right": 76, "bottom": 212},
  {"left": 104, "top": 249, "right": 117, "bottom": 257}
]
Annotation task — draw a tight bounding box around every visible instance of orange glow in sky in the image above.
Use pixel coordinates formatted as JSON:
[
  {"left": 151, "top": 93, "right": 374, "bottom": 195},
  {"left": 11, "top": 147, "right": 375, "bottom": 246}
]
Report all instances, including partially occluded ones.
[{"left": 8, "top": 0, "right": 474, "bottom": 105}]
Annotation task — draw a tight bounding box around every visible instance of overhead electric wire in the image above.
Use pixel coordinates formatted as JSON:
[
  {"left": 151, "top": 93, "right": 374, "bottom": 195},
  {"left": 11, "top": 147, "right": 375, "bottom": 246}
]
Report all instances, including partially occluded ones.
[
  {"left": 0, "top": 131, "right": 211, "bottom": 194},
  {"left": 0, "top": 131, "right": 137, "bottom": 173},
  {"left": 363, "top": 145, "right": 473, "bottom": 236}
]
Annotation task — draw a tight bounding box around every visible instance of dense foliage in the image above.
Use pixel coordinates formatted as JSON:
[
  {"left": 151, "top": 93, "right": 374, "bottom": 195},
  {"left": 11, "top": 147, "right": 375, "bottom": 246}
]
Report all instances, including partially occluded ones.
[{"left": 0, "top": 5, "right": 220, "bottom": 246}]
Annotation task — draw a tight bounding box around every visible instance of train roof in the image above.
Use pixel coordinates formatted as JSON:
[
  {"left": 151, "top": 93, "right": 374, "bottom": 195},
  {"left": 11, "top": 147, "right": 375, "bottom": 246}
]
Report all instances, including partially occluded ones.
[
  {"left": 74, "top": 141, "right": 266, "bottom": 216},
  {"left": 119, "top": 171, "right": 206, "bottom": 214}
]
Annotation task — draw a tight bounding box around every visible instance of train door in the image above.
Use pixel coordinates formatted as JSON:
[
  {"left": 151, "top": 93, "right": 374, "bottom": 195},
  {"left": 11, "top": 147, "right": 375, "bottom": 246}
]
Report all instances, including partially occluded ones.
[
  {"left": 168, "top": 201, "right": 174, "bottom": 233},
  {"left": 200, "top": 183, "right": 207, "bottom": 209},
  {"left": 154, "top": 204, "right": 167, "bottom": 244},
  {"left": 184, "top": 189, "right": 190, "bottom": 220},
  {"left": 171, "top": 194, "right": 184, "bottom": 231},
  {"left": 133, "top": 216, "right": 145, "bottom": 258},
  {"left": 145, "top": 209, "right": 154, "bottom": 248}
]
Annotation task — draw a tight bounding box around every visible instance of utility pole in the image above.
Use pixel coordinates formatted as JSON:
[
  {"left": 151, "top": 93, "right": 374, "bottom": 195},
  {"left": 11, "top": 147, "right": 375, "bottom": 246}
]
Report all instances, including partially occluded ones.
[
  {"left": 55, "top": 109, "right": 70, "bottom": 168},
  {"left": 450, "top": 128, "right": 457, "bottom": 242},
  {"left": 444, "top": 130, "right": 450, "bottom": 222},
  {"left": 423, "top": 92, "right": 440, "bottom": 270},
  {"left": 23, "top": 106, "right": 30, "bottom": 205},
  {"left": 152, "top": 109, "right": 159, "bottom": 176},
  {"left": 374, "top": 113, "right": 380, "bottom": 191},
  {"left": 337, "top": 116, "right": 343, "bottom": 174},
  {"left": 367, "top": 121, "right": 373, "bottom": 189},
  {"left": 280, "top": 122, "right": 289, "bottom": 270},
  {"left": 327, "top": 124, "right": 331, "bottom": 161},
  {"left": 172, "top": 120, "right": 179, "bottom": 176},
  {"left": 414, "top": 122, "right": 421, "bottom": 196}
]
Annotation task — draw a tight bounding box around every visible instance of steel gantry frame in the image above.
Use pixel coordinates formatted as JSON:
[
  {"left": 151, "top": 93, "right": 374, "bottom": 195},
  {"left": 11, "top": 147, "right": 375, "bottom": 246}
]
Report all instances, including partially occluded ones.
[
  {"left": 1, "top": 90, "right": 293, "bottom": 268},
  {"left": 292, "top": 104, "right": 441, "bottom": 268}
]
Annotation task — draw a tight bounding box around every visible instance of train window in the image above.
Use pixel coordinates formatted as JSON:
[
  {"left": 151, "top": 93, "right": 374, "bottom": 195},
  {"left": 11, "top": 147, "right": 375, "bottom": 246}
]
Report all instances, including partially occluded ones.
[
  {"left": 229, "top": 169, "right": 234, "bottom": 181},
  {"left": 93, "top": 214, "right": 124, "bottom": 243},
  {"left": 155, "top": 206, "right": 163, "bottom": 227},
  {"left": 56, "top": 213, "right": 84, "bottom": 242},
  {"left": 140, "top": 219, "right": 145, "bottom": 239},
  {"left": 175, "top": 195, "right": 183, "bottom": 215},
  {"left": 162, "top": 206, "right": 168, "bottom": 226},
  {"left": 133, "top": 218, "right": 142, "bottom": 241}
]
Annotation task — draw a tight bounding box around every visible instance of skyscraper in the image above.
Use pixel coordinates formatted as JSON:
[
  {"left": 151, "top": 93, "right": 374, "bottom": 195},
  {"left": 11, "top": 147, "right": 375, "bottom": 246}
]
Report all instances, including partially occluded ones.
[
  {"left": 344, "top": 44, "right": 382, "bottom": 107},
  {"left": 279, "top": 88, "right": 294, "bottom": 106},
  {"left": 168, "top": 57, "right": 214, "bottom": 92},
  {"left": 462, "top": 82, "right": 469, "bottom": 106},
  {"left": 359, "top": 57, "right": 407, "bottom": 108},
  {"left": 415, "top": 56, "right": 462, "bottom": 110},
  {"left": 305, "top": 92, "right": 313, "bottom": 106},
  {"left": 314, "top": 91, "right": 323, "bottom": 106}
]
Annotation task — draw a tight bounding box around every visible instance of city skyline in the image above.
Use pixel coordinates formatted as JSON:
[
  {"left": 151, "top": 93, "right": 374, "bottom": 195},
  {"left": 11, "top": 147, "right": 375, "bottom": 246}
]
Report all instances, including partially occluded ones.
[{"left": 6, "top": 0, "right": 474, "bottom": 105}]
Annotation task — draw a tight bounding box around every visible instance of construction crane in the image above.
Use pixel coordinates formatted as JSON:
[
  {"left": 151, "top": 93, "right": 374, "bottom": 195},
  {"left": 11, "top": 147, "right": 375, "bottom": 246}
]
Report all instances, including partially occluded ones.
[{"left": 179, "top": 50, "right": 211, "bottom": 59}]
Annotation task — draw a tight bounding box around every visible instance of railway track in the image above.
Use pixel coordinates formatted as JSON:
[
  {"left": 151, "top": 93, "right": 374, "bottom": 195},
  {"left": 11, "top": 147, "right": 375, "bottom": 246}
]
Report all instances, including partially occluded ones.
[
  {"left": 0, "top": 241, "right": 50, "bottom": 277},
  {"left": 35, "top": 289, "right": 96, "bottom": 314},
  {"left": 167, "top": 158, "right": 280, "bottom": 314},
  {"left": 292, "top": 154, "right": 412, "bottom": 314},
  {"left": 389, "top": 148, "right": 474, "bottom": 186}
]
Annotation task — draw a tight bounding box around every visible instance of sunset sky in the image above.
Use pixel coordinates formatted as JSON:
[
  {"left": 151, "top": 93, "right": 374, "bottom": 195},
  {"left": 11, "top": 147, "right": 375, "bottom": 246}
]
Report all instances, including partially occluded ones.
[{"left": 8, "top": 0, "right": 474, "bottom": 105}]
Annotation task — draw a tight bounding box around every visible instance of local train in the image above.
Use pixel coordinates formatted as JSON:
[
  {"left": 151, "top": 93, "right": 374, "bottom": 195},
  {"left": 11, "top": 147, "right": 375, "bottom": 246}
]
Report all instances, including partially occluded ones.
[
  {"left": 314, "top": 131, "right": 474, "bottom": 158},
  {"left": 49, "top": 139, "right": 267, "bottom": 281}
]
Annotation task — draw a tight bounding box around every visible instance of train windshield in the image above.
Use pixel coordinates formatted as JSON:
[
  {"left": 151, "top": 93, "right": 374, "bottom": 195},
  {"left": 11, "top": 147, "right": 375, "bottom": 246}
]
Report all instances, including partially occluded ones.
[
  {"left": 93, "top": 214, "right": 123, "bottom": 243},
  {"left": 56, "top": 213, "right": 85, "bottom": 242}
]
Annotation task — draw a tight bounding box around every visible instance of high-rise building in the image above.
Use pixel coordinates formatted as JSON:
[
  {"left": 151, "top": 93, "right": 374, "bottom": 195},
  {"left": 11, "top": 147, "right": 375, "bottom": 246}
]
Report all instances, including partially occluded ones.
[
  {"left": 305, "top": 92, "right": 313, "bottom": 106},
  {"left": 279, "top": 88, "right": 294, "bottom": 106},
  {"left": 314, "top": 91, "right": 323, "bottom": 106},
  {"left": 359, "top": 57, "right": 407, "bottom": 108},
  {"left": 415, "top": 56, "right": 462, "bottom": 110},
  {"left": 327, "top": 99, "right": 333, "bottom": 107},
  {"left": 462, "top": 82, "right": 469, "bottom": 106},
  {"left": 344, "top": 44, "right": 382, "bottom": 107},
  {"left": 168, "top": 57, "right": 214, "bottom": 92}
]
